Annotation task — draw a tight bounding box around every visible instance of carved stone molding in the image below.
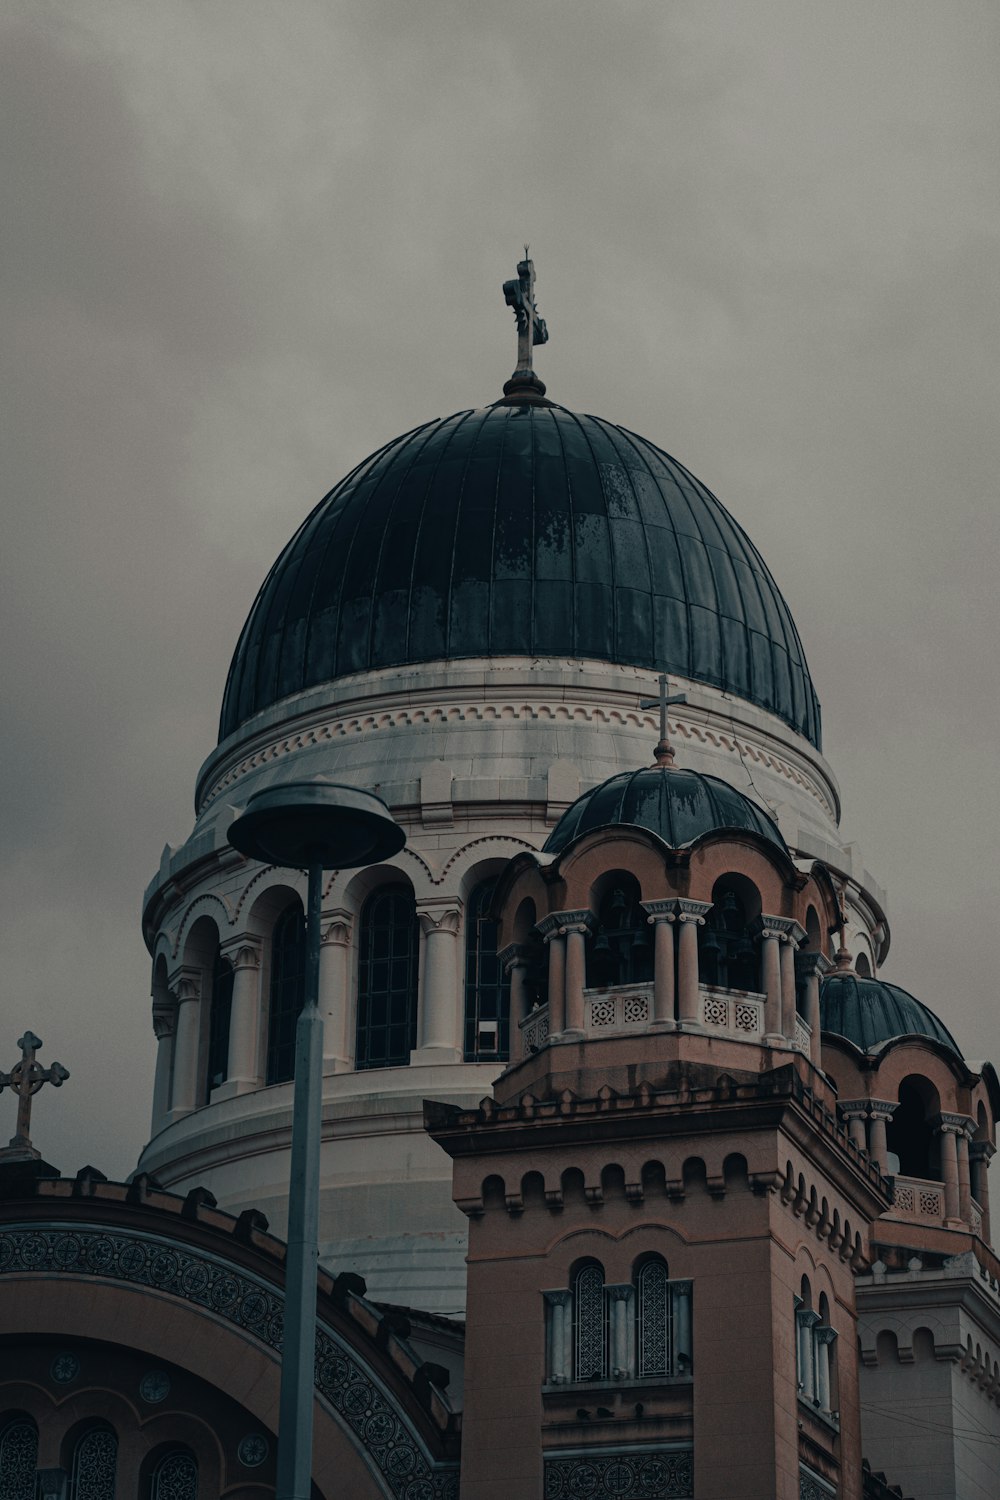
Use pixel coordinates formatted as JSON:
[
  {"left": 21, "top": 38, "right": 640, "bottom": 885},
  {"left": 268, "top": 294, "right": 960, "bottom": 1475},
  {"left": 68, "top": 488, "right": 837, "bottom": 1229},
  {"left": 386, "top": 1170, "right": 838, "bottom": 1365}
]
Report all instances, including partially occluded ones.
[
  {"left": 220, "top": 937, "right": 262, "bottom": 971},
  {"left": 151, "top": 1009, "right": 175, "bottom": 1041},
  {"left": 417, "top": 907, "right": 462, "bottom": 937},
  {"left": 544, "top": 1447, "right": 692, "bottom": 1498}
]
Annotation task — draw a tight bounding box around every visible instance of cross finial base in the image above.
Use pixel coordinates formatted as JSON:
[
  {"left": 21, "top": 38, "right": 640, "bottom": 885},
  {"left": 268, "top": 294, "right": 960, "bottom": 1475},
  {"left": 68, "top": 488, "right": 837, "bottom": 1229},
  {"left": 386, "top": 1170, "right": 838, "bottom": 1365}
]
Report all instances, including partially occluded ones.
[
  {"left": 501, "top": 369, "right": 550, "bottom": 404},
  {"left": 652, "top": 738, "right": 676, "bottom": 769}
]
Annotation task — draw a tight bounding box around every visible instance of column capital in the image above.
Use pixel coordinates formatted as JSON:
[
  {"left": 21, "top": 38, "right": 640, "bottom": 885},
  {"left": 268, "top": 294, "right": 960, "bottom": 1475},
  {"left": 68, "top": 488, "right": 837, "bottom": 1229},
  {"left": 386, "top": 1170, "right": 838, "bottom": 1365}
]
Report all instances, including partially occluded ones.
[
  {"left": 168, "top": 965, "right": 201, "bottom": 1004},
  {"left": 498, "top": 942, "right": 530, "bottom": 972},
  {"left": 676, "top": 898, "right": 712, "bottom": 925},
  {"left": 606, "top": 1282, "right": 634, "bottom": 1303},
  {"left": 838, "top": 1098, "right": 871, "bottom": 1120},
  {"left": 795, "top": 950, "right": 834, "bottom": 979},
  {"left": 220, "top": 935, "right": 262, "bottom": 970},
  {"left": 535, "top": 909, "right": 592, "bottom": 939},
  {"left": 755, "top": 914, "right": 801, "bottom": 944},
  {"left": 151, "top": 1007, "right": 175, "bottom": 1041},
  {"left": 641, "top": 898, "right": 680, "bottom": 924},
  {"left": 970, "top": 1140, "right": 996, "bottom": 1163},
  {"left": 544, "top": 1288, "right": 573, "bottom": 1309},
  {"left": 868, "top": 1099, "right": 899, "bottom": 1122},
  {"left": 796, "top": 1306, "right": 822, "bottom": 1329},
  {"left": 417, "top": 904, "right": 462, "bottom": 937},
  {"left": 815, "top": 1324, "right": 838, "bottom": 1347},
  {"left": 936, "top": 1112, "right": 975, "bottom": 1137},
  {"left": 320, "top": 910, "right": 352, "bottom": 947}
]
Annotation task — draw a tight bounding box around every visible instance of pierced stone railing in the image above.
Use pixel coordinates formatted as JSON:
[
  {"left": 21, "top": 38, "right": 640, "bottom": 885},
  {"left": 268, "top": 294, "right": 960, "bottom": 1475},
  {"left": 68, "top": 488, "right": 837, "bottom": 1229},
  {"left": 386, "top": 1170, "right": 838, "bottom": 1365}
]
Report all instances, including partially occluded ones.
[
  {"left": 519, "top": 1003, "right": 550, "bottom": 1053},
  {"left": 584, "top": 984, "right": 653, "bottom": 1032},
  {"left": 890, "top": 1174, "right": 946, "bottom": 1227},
  {"left": 698, "top": 985, "right": 765, "bottom": 1039},
  {"left": 794, "top": 1013, "right": 812, "bottom": 1052}
]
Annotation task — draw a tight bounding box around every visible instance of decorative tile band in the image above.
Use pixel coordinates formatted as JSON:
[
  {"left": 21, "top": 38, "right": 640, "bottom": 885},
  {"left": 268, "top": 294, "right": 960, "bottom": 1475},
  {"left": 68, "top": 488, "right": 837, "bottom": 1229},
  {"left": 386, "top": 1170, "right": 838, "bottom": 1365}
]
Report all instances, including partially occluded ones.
[
  {"left": 0, "top": 1225, "right": 458, "bottom": 1500},
  {"left": 544, "top": 1445, "right": 693, "bottom": 1497}
]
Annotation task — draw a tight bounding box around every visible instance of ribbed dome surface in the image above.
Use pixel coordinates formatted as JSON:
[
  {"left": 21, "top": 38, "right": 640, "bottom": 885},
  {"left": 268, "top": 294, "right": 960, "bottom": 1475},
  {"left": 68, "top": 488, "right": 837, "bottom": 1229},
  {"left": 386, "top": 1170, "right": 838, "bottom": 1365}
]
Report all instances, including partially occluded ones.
[
  {"left": 220, "top": 403, "right": 821, "bottom": 746},
  {"left": 542, "top": 765, "right": 788, "bottom": 855},
  {"left": 821, "top": 974, "right": 962, "bottom": 1057}
]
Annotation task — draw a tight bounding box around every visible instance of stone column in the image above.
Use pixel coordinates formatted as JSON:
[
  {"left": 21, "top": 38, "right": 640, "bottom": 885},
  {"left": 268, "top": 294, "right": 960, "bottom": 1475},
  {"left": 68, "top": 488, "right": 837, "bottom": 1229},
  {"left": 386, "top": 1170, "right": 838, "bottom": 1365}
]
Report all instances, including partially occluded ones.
[
  {"left": 937, "top": 1117, "right": 962, "bottom": 1224},
  {"left": 795, "top": 1307, "right": 820, "bottom": 1404},
  {"left": 971, "top": 1142, "right": 995, "bottom": 1244},
  {"left": 676, "top": 900, "right": 711, "bottom": 1025},
  {"left": 217, "top": 938, "right": 262, "bottom": 1095},
  {"left": 672, "top": 1280, "right": 693, "bottom": 1375},
  {"left": 867, "top": 1101, "right": 897, "bottom": 1173},
  {"left": 414, "top": 906, "right": 462, "bottom": 1061},
  {"left": 544, "top": 1289, "right": 573, "bottom": 1383},
  {"left": 150, "top": 1005, "right": 176, "bottom": 1134},
  {"left": 953, "top": 1117, "right": 975, "bottom": 1224},
  {"left": 318, "top": 912, "right": 352, "bottom": 1070},
  {"left": 795, "top": 951, "right": 832, "bottom": 1069},
  {"left": 168, "top": 968, "right": 201, "bottom": 1118},
  {"left": 777, "top": 921, "right": 806, "bottom": 1040},
  {"left": 840, "top": 1100, "right": 870, "bottom": 1155},
  {"left": 561, "top": 916, "right": 593, "bottom": 1036},
  {"left": 755, "top": 918, "right": 784, "bottom": 1039},
  {"left": 607, "top": 1284, "right": 635, "bottom": 1379},
  {"left": 815, "top": 1326, "right": 836, "bottom": 1414},
  {"left": 536, "top": 914, "right": 568, "bottom": 1038},
  {"left": 499, "top": 943, "right": 530, "bottom": 1061},
  {"left": 642, "top": 900, "right": 678, "bottom": 1026}
]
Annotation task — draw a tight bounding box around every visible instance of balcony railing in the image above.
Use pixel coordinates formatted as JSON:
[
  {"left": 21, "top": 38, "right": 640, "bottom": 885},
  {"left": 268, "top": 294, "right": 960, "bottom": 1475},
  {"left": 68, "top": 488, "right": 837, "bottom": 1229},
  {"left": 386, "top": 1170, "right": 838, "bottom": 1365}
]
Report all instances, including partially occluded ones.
[{"left": 698, "top": 984, "right": 765, "bottom": 1039}]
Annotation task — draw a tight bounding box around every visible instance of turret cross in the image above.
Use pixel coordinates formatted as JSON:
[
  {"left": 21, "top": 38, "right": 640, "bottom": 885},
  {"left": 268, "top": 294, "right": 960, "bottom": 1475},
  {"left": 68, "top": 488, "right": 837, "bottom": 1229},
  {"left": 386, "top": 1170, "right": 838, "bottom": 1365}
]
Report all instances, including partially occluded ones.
[
  {"left": 0, "top": 1031, "right": 69, "bottom": 1156},
  {"left": 640, "top": 672, "right": 687, "bottom": 767},
  {"left": 503, "top": 247, "right": 549, "bottom": 376}
]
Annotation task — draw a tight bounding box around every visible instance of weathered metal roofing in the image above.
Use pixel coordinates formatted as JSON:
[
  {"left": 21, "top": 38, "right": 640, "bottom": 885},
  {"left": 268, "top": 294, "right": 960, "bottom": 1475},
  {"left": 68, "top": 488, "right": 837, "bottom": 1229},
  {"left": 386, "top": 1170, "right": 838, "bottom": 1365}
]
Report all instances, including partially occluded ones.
[
  {"left": 220, "top": 403, "right": 822, "bottom": 746},
  {"left": 542, "top": 765, "right": 788, "bottom": 856},
  {"left": 820, "top": 974, "right": 962, "bottom": 1057}
]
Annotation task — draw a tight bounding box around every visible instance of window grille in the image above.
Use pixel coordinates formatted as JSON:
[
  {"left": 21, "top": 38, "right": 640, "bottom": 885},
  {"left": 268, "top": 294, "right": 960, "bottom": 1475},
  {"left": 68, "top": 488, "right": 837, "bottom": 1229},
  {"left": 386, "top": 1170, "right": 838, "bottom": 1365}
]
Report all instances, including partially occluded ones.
[
  {"left": 573, "top": 1263, "right": 607, "bottom": 1381},
  {"left": 206, "top": 952, "right": 234, "bottom": 1096},
  {"left": 150, "top": 1450, "right": 198, "bottom": 1500},
  {"left": 70, "top": 1425, "right": 118, "bottom": 1499},
  {"left": 463, "top": 879, "right": 510, "bottom": 1061},
  {"left": 637, "top": 1260, "right": 671, "bottom": 1376},
  {"left": 0, "top": 1419, "right": 38, "bottom": 1500},
  {"left": 356, "top": 885, "right": 418, "bottom": 1070},
  {"left": 266, "top": 902, "right": 306, "bottom": 1084}
]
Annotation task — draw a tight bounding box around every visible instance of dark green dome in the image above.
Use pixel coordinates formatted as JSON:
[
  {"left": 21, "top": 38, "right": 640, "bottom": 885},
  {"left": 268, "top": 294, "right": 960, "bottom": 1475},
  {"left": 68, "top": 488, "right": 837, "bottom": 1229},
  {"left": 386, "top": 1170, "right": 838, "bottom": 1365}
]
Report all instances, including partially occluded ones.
[
  {"left": 542, "top": 765, "right": 788, "bottom": 856},
  {"left": 820, "top": 974, "right": 962, "bottom": 1057},
  {"left": 220, "top": 402, "right": 821, "bottom": 746}
]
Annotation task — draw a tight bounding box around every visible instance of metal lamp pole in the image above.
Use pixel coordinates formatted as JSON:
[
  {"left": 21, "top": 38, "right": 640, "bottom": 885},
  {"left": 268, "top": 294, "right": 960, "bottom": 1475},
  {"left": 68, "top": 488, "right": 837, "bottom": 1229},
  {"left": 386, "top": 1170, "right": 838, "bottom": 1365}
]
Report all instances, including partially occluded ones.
[{"left": 228, "top": 780, "right": 405, "bottom": 1500}]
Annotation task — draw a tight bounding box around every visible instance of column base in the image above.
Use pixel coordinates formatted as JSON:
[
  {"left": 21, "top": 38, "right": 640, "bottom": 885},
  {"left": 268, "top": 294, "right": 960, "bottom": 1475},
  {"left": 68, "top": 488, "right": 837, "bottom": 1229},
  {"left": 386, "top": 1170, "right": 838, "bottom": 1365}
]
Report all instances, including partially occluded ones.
[
  {"left": 209, "top": 1078, "right": 259, "bottom": 1102},
  {"left": 558, "top": 1028, "right": 586, "bottom": 1042},
  {"left": 944, "top": 1217, "right": 964, "bottom": 1230},
  {"left": 409, "top": 1045, "right": 464, "bottom": 1067},
  {"left": 648, "top": 1018, "right": 678, "bottom": 1031},
  {"left": 322, "top": 1056, "right": 355, "bottom": 1076}
]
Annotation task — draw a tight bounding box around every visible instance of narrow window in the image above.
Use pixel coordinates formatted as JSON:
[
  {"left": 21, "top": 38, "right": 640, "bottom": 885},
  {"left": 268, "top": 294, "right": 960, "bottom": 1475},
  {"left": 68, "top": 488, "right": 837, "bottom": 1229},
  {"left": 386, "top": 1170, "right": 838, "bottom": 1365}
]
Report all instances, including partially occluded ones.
[
  {"left": 266, "top": 902, "right": 306, "bottom": 1084},
  {"left": 699, "top": 883, "right": 759, "bottom": 992},
  {"left": 573, "top": 1262, "right": 607, "bottom": 1381},
  {"left": 150, "top": 1449, "right": 198, "bottom": 1500},
  {"left": 356, "top": 885, "right": 418, "bottom": 1070},
  {"left": 464, "top": 879, "right": 510, "bottom": 1061},
  {"left": 206, "top": 952, "right": 234, "bottom": 1097},
  {"left": 70, "top": 1423, "right": 118, "bottom": 1499},
  {"left": 637, "top": 1260, "right": 670, "bottom": 1376},
  {"left": 587, "top": 876, "right": 652, "bottom": 989},
  {"left": 0, "top": 1417, "right": 38, "bottom": 1500}
]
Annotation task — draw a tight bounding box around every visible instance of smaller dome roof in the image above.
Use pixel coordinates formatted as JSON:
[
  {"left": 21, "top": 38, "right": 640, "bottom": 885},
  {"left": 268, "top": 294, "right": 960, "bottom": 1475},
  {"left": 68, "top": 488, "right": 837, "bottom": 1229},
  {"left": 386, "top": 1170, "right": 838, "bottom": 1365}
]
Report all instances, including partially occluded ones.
[
  {"left": 820, "top": 974, "right": 962, "bottom": 1057},
  {"left": 542, "top": 766, "right": 787, "bottom": 855}
]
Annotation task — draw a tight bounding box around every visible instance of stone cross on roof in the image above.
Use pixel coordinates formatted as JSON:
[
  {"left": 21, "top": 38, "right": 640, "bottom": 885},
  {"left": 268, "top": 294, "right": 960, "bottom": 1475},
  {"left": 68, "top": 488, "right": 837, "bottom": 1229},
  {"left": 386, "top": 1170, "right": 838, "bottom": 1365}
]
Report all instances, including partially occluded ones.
[
  {"left": 502, "top": 248, "right": 549, "bottom": 397},
  {"left": 0, "top": 1031, "right": 69, "bottom": 1159},
  {"left": 640, "top": 672, "right": 687, "bottom": 768}
]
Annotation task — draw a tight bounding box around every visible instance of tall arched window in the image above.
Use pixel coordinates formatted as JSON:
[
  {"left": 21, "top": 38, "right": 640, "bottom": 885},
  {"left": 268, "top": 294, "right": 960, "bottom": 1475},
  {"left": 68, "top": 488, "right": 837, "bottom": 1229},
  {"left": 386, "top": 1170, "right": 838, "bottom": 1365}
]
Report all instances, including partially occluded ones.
[
  {"left": 464, "top": 879, "right": 510, "bottom": 1061},
  {"left": 573, "top": 1261, "right": 607, "bottom": 1381},
  {"left": 266, "top": 901, "right": 306, "bottom": 1085},
  {"left": 356, "top": 885, "right": 418, "bottom": 1070},
  {"left": 699, "top": 878, "right": 760, "bottom": 992},
  {"left": 0, "top": 1416, "right": 38, "bottom": 1500},
  {"left": 149, "top": 1449, "right": 198, "bottom": 1500},
  {"left": 69, "top": 1422, "right": 118, "bottom": 1499},
  {"left": 205, "top": 949, "right": 234, "bottom": 1098},
  {"left": 637, "top": 1258, "right": 670, "bottom": 1376},
  {"left": 587, "top": 875, "right": 652, "bottom": 989},
  {"left": 887, "top": 1076, "right": 941, "bottom": 1180}
]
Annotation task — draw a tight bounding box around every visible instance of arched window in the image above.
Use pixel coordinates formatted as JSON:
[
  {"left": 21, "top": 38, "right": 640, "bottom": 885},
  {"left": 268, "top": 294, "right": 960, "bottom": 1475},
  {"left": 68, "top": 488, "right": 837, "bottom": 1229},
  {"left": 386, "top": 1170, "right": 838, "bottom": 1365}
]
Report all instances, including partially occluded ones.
[
  {"left": 205, "top": 950, "right": 234, "bottom": 1098},
  {"left": 69, "top": 1422, "right": 118, "bottom": 1499},
  {"left": 356, "top": 885, "right": 418, "bottom": 1070},
  {"left": 266, "top": 901, "right": 306, "bottom": 1084},
  {"left": 886, "top": 1076, "right": 941, "bottom": 1180},
  {"left": 464, "top": 879, "right": 510, "bottom": 1061},
  {"left": 573, "top": 1261, "right": 607, "bottom": 1381},
  {"left": 0, "top": 1416, "right": 38, "bottom": 1500},
  {"left": 855, "top": 951, "right": 872, "bottom": 978},
  {"left": 699, "top": 878, "right": 760, "bottom": 992},
  {"left": 587, "top": 875, "right": 652, "bottom": 989},
  {"left": 149, "top": 1449, "right": 198, "bottom": 1500},
  {"left": 634, "top": 1257, "right": 692, "bottom": 1377}
]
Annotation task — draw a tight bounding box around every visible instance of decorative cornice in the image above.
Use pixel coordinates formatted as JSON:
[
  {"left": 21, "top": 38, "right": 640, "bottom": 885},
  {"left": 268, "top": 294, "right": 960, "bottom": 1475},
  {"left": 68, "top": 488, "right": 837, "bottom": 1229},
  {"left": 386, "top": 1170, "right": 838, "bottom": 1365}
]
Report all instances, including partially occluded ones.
[
  {"left": 641, "top": 899, "right": 680, "bottom": 923},
  {"left": 418, "top": 907, "right": 462, "bottom": 937},
  {"left": 220, "top": 936, "right": 262, "bottom": 971}
]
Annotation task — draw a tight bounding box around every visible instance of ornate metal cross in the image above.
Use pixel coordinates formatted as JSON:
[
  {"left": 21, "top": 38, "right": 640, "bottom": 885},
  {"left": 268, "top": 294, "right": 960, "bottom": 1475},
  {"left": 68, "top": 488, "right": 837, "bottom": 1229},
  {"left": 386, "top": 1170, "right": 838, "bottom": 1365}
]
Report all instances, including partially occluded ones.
[
  {"left": 0, "top": 1031, "right": 70, "bottom": 1156},
  {"left": 503, "top": 247, "right": 549, "bottom": 376},
  {"left": 640, "top": 672, "right": 687, "bottom": 766}
]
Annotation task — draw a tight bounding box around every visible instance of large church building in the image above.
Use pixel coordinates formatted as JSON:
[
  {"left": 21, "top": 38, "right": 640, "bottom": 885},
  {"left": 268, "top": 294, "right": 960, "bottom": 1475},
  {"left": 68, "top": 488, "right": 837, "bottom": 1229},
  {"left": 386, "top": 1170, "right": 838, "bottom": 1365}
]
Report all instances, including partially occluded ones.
[{"left": 2, "top": 264, "right": 998, "bottom": 1500}]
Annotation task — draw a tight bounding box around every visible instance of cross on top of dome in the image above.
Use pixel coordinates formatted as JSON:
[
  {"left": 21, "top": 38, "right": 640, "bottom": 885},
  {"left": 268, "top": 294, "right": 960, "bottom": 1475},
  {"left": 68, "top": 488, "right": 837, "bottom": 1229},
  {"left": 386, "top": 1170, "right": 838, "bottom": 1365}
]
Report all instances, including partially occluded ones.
[
  {"left": 502, "top": 249, "right": 549, "bottom": 400},
  {"left": 640, "top": 672, "right": 688, "bottom": 768}
]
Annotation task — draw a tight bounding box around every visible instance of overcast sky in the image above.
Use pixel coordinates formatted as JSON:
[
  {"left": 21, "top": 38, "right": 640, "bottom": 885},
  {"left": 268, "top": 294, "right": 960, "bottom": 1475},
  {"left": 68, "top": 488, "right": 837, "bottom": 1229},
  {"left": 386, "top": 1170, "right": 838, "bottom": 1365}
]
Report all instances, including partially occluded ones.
[{"left": 2, "top": 1, "right": 998, "bottom": 1176}]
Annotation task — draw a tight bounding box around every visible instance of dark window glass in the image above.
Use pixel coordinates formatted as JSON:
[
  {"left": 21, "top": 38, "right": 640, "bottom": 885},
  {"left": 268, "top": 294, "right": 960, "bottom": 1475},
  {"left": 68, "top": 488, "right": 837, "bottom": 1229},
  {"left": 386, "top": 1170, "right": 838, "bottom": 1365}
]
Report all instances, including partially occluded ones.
[
  {"left": 699, "top": 889, "right": 760, "bottom": 992},
  {"left": 356, "top": 885, "right": 418, "bottom": 1070},
  {"left": 267, "top": 903, "right": 306, "bottom": 1084},
  {"left": 463, "top": 880, "right": 510, "bottom": 1062},
  {"left": 206, "top": 953, "right": 234, "bottom": 1098},
  {"left": 587, "top": 878, "right": 652, "bottom": 989}
]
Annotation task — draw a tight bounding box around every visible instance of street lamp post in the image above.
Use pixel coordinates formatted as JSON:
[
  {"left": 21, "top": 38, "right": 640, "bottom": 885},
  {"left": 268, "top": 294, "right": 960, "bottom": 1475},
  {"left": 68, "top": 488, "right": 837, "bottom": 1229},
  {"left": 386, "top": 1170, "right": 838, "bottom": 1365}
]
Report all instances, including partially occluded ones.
[{"left": 228, "top": 780, "right": 405, "bottom": 1500}]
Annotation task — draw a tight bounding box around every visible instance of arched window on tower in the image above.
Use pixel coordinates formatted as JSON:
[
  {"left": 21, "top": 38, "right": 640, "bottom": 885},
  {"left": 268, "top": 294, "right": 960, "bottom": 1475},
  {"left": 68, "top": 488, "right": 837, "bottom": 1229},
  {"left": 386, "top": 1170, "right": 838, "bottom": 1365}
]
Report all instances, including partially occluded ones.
[
  {"left": 0, "top": 1415, "right": 38, "bottom": 1500},
  {"left": 356, "top": 884, "right": 418, "bottom": 1070},
  {"left": 68, "top": 1422, "right": 118, "bottom": 1500},
  {"left": 573, "top": 1260, "right": 608, "bottom": 1382},
  {"left": 886, "top": 1076, "right": 941, "bottom": 1181},
  {"left": 266, "top": 901, "right": 306, "bottom": 1085},
  {"left": 587, "top": 874, "right": 652, "bottom": 989},
  {"left": 464, "top": 879, "right": 510, "bottom": 1062},
  {"left": 205, "top": 948, "right": 234, "bottom": 1098},
  {"left": 148, "top": 1448, "right": 198, "bottom": 1500},
  {"left": 699, "top": 876, "right": 761, "bottom": 993}
]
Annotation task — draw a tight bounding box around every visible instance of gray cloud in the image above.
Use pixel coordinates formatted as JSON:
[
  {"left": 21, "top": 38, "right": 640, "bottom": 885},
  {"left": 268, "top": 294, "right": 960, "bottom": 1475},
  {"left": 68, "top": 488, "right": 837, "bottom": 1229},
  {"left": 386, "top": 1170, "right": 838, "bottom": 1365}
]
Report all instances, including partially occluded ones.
[{"left": 2, "top": 0, "right": 998, "bottom": 1171}]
